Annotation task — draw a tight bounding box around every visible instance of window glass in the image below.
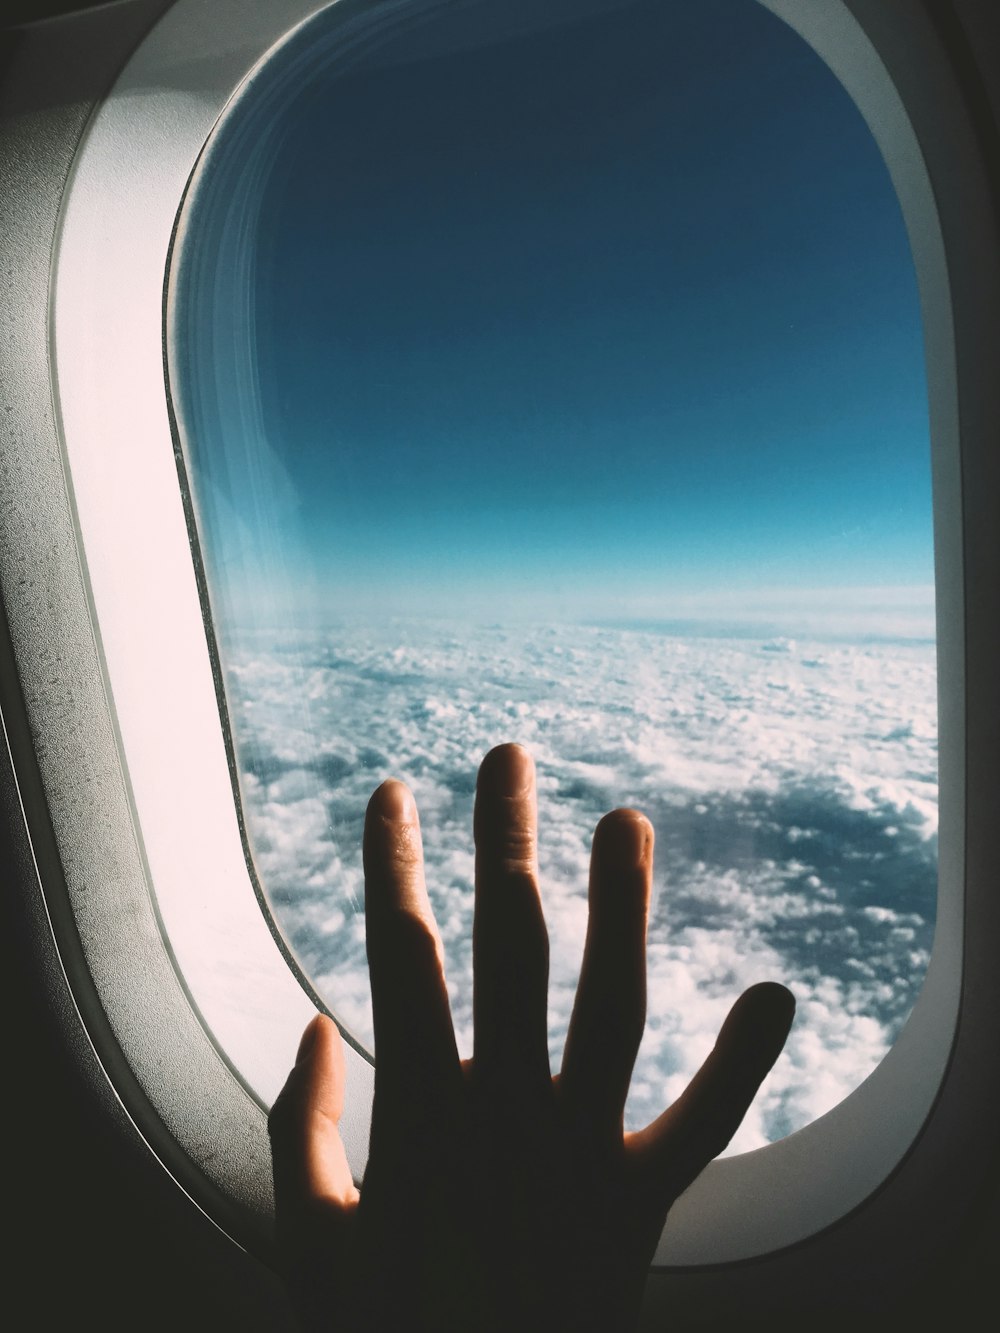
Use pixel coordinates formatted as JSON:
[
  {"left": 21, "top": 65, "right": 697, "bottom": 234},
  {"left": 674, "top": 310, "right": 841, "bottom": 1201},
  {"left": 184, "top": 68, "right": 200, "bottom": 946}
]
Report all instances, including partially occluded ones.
[{"left": 169, "top": 0, "right": 936, "bottom": 1150}]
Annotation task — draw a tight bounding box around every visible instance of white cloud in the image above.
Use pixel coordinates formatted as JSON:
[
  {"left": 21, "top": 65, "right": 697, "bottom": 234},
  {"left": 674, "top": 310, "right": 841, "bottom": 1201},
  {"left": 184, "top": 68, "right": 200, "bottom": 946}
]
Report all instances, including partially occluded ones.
[{"left": 224, "top": 618, "right": 937, "bottom": 1153}]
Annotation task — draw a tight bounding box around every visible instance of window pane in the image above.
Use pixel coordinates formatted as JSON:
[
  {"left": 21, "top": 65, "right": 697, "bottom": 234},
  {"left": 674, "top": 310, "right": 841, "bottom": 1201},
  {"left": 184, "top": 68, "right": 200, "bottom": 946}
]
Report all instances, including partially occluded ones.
[{"left": 169, "top": 0, "right": 936, "bottom": 1150}]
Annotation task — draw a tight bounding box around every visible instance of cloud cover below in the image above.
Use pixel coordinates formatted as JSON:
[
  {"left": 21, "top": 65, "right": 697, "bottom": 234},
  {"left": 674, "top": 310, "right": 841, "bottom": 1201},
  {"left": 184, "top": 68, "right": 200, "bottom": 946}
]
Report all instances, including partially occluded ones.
[{"left": 225, "top": 618, "right": 936, "bottom": 1153}]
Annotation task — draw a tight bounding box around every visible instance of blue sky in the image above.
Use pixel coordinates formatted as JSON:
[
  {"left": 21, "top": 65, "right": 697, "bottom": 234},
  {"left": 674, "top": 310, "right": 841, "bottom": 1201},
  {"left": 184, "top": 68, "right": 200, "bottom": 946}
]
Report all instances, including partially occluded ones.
[{"left": 184, "top": 0, "right": 933, "bottom": 632}]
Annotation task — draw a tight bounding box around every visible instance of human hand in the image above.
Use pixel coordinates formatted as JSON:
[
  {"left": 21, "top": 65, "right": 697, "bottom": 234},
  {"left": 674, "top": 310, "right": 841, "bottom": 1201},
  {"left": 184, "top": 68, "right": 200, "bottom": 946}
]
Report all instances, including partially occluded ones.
[{"left": 269, "top": 744, "right": 794, "bottom": 1332}]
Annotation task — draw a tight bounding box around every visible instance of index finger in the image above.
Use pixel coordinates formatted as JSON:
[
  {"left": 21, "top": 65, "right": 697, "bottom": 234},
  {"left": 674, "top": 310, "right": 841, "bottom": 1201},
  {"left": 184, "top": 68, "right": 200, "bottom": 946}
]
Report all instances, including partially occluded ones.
[{"left": 364, "top": 780, "right": 461, "bottom": 1145}]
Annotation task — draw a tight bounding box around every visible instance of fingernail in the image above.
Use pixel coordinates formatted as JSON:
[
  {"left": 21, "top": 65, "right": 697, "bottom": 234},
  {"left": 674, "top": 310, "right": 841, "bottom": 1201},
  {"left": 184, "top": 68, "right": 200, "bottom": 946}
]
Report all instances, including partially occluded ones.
[
  {"left": 594, "top": 808, "right": 653, "bottom": 869},
  {"left": 370, "top": 778, "right": 416, "bottom": 822},
  {"left": 296, "top": 1015, "right": 323, "bottom": 1065},
  {"left": 477, "top": 743, "right": 535, "bottom": 797},
  {"left": 746, "top": 981, "right": 797, "bottom": 1026}
]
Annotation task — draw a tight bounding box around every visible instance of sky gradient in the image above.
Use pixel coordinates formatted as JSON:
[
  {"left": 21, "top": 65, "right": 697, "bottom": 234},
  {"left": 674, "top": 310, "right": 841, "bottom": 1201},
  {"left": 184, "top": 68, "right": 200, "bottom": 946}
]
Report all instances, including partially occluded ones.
[{"left": 179, "top": 0, "right": 933, "bottom": 633}]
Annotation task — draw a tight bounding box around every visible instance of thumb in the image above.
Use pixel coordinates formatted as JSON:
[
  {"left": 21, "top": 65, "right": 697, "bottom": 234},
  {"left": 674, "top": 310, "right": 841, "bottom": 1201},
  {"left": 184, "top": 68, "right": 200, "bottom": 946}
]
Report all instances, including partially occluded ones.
[{"left": 268, "top": 1014, "right": 360, "bottom": 1237}]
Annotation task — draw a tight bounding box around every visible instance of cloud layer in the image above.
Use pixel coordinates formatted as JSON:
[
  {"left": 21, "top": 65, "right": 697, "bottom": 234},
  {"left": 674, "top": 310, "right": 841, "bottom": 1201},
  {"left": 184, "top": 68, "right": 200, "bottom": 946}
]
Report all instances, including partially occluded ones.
[{"left": 226, "top": 618, "right": 937, "bottom": 1152}]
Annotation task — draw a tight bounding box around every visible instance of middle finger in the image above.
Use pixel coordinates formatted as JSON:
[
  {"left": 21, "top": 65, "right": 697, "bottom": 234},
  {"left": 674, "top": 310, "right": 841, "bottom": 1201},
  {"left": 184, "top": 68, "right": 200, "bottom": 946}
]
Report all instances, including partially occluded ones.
[{"left": 472, "top": 744, "right": 551, "bottom": 1093}]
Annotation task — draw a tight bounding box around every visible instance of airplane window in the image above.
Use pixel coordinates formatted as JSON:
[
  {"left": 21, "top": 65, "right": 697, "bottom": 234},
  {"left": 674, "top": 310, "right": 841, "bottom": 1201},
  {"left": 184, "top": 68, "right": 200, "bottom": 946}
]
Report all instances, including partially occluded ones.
[{"left": 168, "top": 0, "right": 936, "bottom": 1153}]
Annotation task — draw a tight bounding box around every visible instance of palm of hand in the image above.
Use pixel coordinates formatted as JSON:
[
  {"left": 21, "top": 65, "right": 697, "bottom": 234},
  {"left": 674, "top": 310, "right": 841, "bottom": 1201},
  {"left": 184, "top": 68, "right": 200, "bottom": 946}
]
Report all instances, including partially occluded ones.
[{"left": 269, "top": 746, "right": 793, "bottom": 1332}]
